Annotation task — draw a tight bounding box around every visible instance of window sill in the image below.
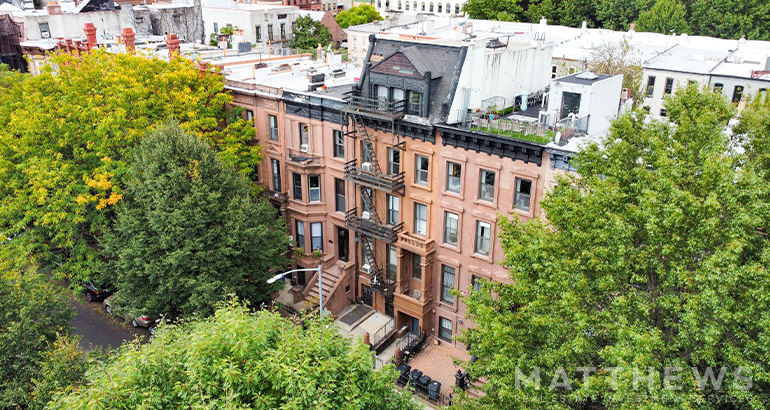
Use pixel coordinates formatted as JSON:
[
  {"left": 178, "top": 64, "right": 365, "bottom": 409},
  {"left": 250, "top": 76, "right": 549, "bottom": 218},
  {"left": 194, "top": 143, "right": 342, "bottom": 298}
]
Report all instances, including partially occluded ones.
[
  {"left": 442, "top": 190, "right": 463, "bottom": 201},
  {"left": 473, "top": 199, "right": 497, "bottom": 210},
  {"left": 438, "top": 300, "right": 458, "bottom": 313},
  {"left": 471, "top": 252, "right": 493, "bottom": 264},
  {"left": 440, "top": 243, "right": 460, "bottom": 253},
  {"left": 410, "top": 182, "right": 432, "bottom": 192},
  {"left": 511, "top": 208, "right": 534, "bottom": 219}
]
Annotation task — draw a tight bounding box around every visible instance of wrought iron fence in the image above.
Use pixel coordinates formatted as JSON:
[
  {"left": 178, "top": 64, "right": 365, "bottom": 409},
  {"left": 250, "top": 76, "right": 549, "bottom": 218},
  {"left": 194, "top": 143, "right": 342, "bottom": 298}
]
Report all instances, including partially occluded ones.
[
  {"left": 555, "top": 114, "right": 590, "bottom": 139},
  {"left": 371, "top": 317, "right": 395, "bottom": 347},
  {"left": 464, "top": 112, "right": 553, "bottom": 145}
]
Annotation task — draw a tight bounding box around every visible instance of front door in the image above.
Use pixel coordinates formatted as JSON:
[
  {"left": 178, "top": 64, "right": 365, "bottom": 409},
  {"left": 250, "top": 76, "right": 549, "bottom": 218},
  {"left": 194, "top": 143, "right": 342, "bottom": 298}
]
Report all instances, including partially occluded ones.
[
  {"left": 362, "top": 285, "right": 373, "bottom": 306},
  {"left": 337, "top": 226, "right": 349, "bottom": 262},
  {"left": 410, "top": 317, "right": 420, "bottom": 335}
]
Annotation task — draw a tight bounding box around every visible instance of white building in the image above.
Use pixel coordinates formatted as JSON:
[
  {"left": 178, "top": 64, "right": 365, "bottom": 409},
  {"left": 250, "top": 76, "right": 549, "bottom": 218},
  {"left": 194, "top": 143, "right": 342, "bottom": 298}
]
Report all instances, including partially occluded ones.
[
  {"left": 374, "top": 0, "right": 465, "bottom": 17},
  {"left": 202, "top": 0, "right": 299, "bottom": 48},
  {"left": 545, "top": 71, "right": 623, "bottom": 135}
]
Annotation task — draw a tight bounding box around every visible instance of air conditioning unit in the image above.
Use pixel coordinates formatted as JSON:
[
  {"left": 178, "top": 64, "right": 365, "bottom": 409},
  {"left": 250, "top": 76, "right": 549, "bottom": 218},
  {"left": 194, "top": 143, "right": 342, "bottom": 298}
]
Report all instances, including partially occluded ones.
[
  {"left": 362, "top": 264, "right": 372, "bottom": 274},
  {"left": 362, "top": 162, "right": 373, "bottom": 172},
  {"left": 300, "top": 144, "right": 309, "bottom": 153},
  {"left": 42, "top": 32, "right": 50, "bottom": 38},
  {"left": 412, "top": 289, "right": 422, "bottom": 300},
  {"left": 362, "top": 211, "right": 371, "bottom": 220}
]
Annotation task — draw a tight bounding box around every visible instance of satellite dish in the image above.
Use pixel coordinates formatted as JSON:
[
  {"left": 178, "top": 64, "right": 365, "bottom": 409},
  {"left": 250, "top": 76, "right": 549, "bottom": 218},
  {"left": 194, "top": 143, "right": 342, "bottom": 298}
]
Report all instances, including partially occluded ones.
[{"left": 554, "top": 131, "right": 562, "bottom": 144}]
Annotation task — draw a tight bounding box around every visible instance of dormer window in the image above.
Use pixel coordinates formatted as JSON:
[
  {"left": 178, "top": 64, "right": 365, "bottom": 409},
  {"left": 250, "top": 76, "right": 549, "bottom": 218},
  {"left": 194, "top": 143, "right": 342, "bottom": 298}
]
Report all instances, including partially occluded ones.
[{"left": 409, "top": 91, "right": 422, "bottom": 116}]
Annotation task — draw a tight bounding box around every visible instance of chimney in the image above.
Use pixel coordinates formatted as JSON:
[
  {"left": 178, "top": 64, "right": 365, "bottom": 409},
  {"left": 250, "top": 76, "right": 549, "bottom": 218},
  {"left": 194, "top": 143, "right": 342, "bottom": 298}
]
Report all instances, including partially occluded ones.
[
  {"left": 198, "top": 61, "right": 209, "bottom": 77},
  {"left": 46, "top": 1, "right": 62, "bottom": 15},
  {"left": 581, "top": 21, "right": 587, "bottom": 31},
  {"left": 122, "top": 27, "right": 135, "bottom": 53},
  {"left": 165, "top": 33, "right": 181, "bottom": 58},
  {"left": 84, "top": 23, "right": 97, "bottom": 49},
  {"left": 539, "top": 17, "right": 547, "bottom": 27},
  {"left": 629, "top": 23, "right": 636, "bottom": 33}
]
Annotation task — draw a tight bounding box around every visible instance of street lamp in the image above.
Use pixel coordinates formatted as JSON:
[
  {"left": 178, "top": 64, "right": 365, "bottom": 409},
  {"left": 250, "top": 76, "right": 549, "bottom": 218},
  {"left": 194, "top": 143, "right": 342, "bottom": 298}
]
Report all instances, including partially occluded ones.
[{"left": 267, "top": 263, "right": 324, "bottom": 316}]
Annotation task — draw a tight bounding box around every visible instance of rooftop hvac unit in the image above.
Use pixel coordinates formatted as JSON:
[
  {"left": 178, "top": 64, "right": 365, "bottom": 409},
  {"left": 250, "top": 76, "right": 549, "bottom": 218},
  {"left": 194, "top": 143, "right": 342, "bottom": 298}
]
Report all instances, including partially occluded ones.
[
  {"left": 362, "top": 162, "right": 373, "bottom": 172},
  {"left": 362, "top": 211, "right": 371, "bottom": 220},
  {"left": 300, "top": 144, "right": 309, "bottom": 153},
  {"left": 362, "top": 264, "right": 372, "bottom": 274}
]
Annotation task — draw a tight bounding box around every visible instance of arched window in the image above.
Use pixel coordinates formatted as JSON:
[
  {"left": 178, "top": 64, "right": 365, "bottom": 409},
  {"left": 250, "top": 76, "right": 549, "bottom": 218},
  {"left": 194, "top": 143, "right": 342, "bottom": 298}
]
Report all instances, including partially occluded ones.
[
  {"left": 405, "top": 1, "right": 409, "bottom": 9},
  {"left": 454, "top": 3, "right": 459, "bottom": 13},
  {"left": 377, "top": 0, "right": 381, "bottom": 8},
  {"left": 413, "top": 2, "right": 417, "bottom": 11},
  {"left": 429, "top": 2, "right": 433, "bottom": 12},
  {"left": 446, "top": 2, "right": 450, "bottom": 13},
  {"left": 398, "top": 0, "right": 402, "bottom": 9},
  {"left": 437, "top": 3, "right": 442, "bottom": 12},
  {"left": 421, "top": 2, "right": 425, "bottom": 11}
]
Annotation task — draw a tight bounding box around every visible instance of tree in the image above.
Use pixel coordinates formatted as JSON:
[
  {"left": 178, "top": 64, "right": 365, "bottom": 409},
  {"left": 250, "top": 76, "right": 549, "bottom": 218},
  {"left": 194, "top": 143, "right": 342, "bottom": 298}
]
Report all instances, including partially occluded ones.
[
  {"left": 688, "top": 0, "right": 770, "bottom": 40},
  {"left": 48, "top": 301, "right": 420, "bottom": 410},
  {"left": 587, "top": 36, "right": 645, "bottom": 107},
  {"left": 462, "top": 0, "right": 523, "bottom": 22},
  {"left": 637, "top": 0, "right": 689, "bottom": 35},
  {"left": 29, "top": 335, "right": 89, "bottom": 410},
  {"left": 0, "top": 50, "right": 258, "bottom": 287},
  {"left": 0, "top": 263, "right": 75, "bottom": 409},
  {"left": 595, "top": 0, "right": 651, "bottom": 31},
  {"left": 456, "top": 86, "right": 770, "bottom": 409},
  {"left": 102, "top": 123, "right": 289, "bottom": 317},
  {"left": 290, "top": 15, "right": 332, "bottom": 52},
  {"left": 335, "top": 4, "right": 382, "bottom": 29}
]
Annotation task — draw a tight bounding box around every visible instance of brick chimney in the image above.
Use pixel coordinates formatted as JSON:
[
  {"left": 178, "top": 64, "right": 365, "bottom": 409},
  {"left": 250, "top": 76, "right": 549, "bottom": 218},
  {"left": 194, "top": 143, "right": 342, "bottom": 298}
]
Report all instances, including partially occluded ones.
[
  {"left": 122, "top": 27, "right": 135, "bottom": 53},
  {"left": 46, "top": 1, "right": 61, "bottom": 15},
  {"left": 84, "top": 22, "right": 97, "bottom": 49},
  {"left": 165, "top": 33, "right": 181, "bottom": 58}
]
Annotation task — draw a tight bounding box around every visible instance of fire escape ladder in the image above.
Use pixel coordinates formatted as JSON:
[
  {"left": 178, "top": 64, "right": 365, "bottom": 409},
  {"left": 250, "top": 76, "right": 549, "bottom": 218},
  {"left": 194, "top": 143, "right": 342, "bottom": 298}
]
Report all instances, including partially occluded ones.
[
  {"left": 352, "top": 114, "right": 384, "bottom": 175},
  {"left": 361, "top": 235, "right": 384, "bottom": 286}
]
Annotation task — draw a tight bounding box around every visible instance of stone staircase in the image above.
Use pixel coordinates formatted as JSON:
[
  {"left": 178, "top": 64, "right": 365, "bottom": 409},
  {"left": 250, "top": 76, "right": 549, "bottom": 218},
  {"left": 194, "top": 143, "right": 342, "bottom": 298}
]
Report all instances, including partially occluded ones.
[{"left": 303, "top": 263, "right": 341, "bottom": 308}]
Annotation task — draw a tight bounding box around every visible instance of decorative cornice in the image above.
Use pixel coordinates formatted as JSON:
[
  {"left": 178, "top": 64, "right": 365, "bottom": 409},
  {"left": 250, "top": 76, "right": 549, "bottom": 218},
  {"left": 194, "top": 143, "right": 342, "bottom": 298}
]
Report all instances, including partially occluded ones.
[{"left": 436, "top": 124, "right": 545, "bottom": 167}]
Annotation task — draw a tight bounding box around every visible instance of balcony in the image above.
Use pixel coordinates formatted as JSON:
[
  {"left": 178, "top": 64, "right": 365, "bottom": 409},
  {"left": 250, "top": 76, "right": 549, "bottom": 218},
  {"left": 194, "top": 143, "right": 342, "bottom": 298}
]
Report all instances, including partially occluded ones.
[
  {"left": 397, "top": 232, "right": 435, "bottom": 256},
  {"left": 345, "top": 208, "right": 403, "bottom": 243},
  {"left": 288, "top": 149, "right": 322, "bottom": 167},
  {"left": 342, "top": 91, "right": 407, "bottom": 121},
  {"left": 344, "top": 160, "right": 405, "bottom": 194}
]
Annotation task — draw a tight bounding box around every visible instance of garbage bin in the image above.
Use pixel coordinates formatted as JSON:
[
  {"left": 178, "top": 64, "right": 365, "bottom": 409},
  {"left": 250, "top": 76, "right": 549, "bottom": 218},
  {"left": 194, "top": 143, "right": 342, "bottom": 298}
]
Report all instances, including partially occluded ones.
[{"left": 427, "top": 380, "right": 442, "bottom": 400}]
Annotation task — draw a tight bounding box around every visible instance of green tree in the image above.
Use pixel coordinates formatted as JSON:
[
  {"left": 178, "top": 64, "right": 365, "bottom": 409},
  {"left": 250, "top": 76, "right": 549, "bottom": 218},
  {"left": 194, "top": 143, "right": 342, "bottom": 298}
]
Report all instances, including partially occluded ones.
[
  {"left": 688, "top": 0, "right": 770, "bottom": 40},
  {"left": 102, "top": 123, "right": 289, "bottom": 317},
  {"left": 595, "top": 0, "right": 651, "bottom": 31},
  {"left": 0, "top": 264, "right": 75, "bottom": 409},
  {"left": 456, "top": 86, "right": 770, "bottom": 409},
  {"left": 48, "top": 301, "right": 419, "bottom": 410},
  {"left": 335, "top": 4, "right": 382, "bottom": 29},
  {"left": 462, "top": 0, "right": 523, "bottom": 22},
  {"left": 29, "top": 335, "right": 89, "bottom": 410},
  {"left": 587, "top": 36, "right": 645, "bottom": 107},
  {"left": 637, "top": 0, "right": 689, "bottom": 34},
  {"left": 290, "top": 15, "right": 332, "bottom": 52},
  {"left": 0, "top": 50, "right": 258, "bottom": 287}
]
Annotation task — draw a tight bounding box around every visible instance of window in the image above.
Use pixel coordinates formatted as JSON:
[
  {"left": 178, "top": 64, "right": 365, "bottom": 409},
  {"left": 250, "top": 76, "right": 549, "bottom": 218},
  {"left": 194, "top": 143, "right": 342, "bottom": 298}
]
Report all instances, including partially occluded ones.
[
  {"left": 414, "top": 202, "right": 427, "bottom": 236},
  {"left": 551, "top": 65, "right": 557, "bottom": 79},
  {"left": 214, "top": 23, "right": 218, "bottom": 33},
  {"left": 387, "top": 245, "right": 397, "bottom": 281},
  {"left": 660, "top": 108, "right": 667, "bottom": 117},
  {"left": 441, "top": 265, "right": 455, "bottom": 304},
  {"left": 429, "top": 2, "right": 433, "bottom": 12},
  {"left": 688, "top": 79, "right": 697, "bottom": 85},
  {"left": 387, "top": 195, "right": 399, "bottom": 225},
  {"left": 333, "top": 130, "right": 345, "bottom": 158},
  {"left": 415, "top": 155, "right": 429, "bottom": 185},
  {"left": 444, "top": 212, "right": 458, "bottom": 246},
  {"left": 295, "top": 221, "right": 305, "bottom": 248},
  {"left": 308, "top": 175, "right": 321, "bottom": 202},
  {"left": 352, "top": 36, "right": 357, "bottom": 50},
  {"left": 514, "top": 178, "right": 532, "bottom": 211},
  {"left": 361, "top": 141, "right": 373, "bottom": 164},
  {"left": 271, "top": 159, "right": 281, "bottom": 191},
  {"left": 472, "top": 275, "right": 482, "bottom": 292},
  {"left": 664, "top": 78, "right": 674, "bottom": 96},
  {"left": 437, "top": 3, "right": 441, "bottom": 12},
  {"left": 299, "top": 123, "right": 309, "bottom": 146},
  {"left": 446, "top": 162, "right": 461, "bottom": 193},
  {"left": 280, "top": 23, "right": 286, "bottom": 39},
  {"left": 405, "top": 1, "right": 409, "bottom": 9},
  {"left": 412, "top": 253, "right": 421, "bottom": 280},
  {"left": 255, "top": 25, "right": 261, "bottom": 42},
  {"left": 478, "top": 170, "right": 495, "bottom": 202},
  {"left": 475, "top": 221, "right": 491, "bottom": 256},
  {"left": 173, "top": 14, "right": 181, "bottom": 22},
  {"left": 292, "top": 172, "right": 302, "bottom": 201},
  {"left": 388, "top": 148, "right": 401, "bottom": 175},
  {"left": 268, "top": 24, "right": 274, "bottom": 41},
  {"left": 39, "top": 22, "right": 50, "bottom": 37},
  {"left": 421, "top": 1, "right": 425, "bottom": 11},
  {"left": 409, "top": 91, "right": 422, "bottom": 116},
  {"left": 439, "top": 317, "right": 452, "bottom": 341},
  {"left": 643, "top": 106, "right": 651, "bottom": 114},
  {"left": 245, "top": 110, "right": 254, "bottom": 121},
  {"left": 568, "top": 67, "right": 576, "bottom": 74},
  {"left": 269, "top": 115, "right": 279, "bottom": 141},
  {"left": 335, "top": 178, "right": 345, "bottom": 212},
  {"left": 310, "top": 222, "right": 323, "bottom": 251},
  {"left": 732, "top": 85, "right": 744, "bottom": 103},
  {"left": 454, "top": 3, "right": 459, "bottom": 13},
  {"left": 646, "top": 76, "right": 656, "bottom": 97},
  {"left": 361, "top": 187, "right": 372, "bottom": 213},
  {"left": 760, "top": 88, "right": 768, "bottom": 100}
]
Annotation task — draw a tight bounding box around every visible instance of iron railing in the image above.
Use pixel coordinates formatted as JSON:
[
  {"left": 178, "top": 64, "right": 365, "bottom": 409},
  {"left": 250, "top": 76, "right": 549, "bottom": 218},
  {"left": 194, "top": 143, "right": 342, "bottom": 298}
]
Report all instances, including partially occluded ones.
[
  {"left": 464, "top": 112, "right": 554, "bottom": 145},
  {"left": 555, "top": 114, "right": 590, "bottom": 139},
  {"left": 342, "top": 91, "right": 407, "bottom": 119},
  {"left": 344, "top": 159, "right": 405, "bottom": 194},
  {"left": 371, "top": 317, "right": 395, "bottom": 347},
  {"left": 345, "top": 208, "right": 403, "bottom": 243}
]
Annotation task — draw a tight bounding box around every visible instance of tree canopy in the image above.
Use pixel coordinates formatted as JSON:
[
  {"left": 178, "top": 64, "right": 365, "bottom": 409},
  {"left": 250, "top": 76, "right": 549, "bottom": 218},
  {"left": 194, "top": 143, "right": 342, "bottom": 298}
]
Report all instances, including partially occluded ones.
[
  {"left": 456, "top": 86, "right": 770, "bottom": 409},
  {"left": 637, "top": 0, "right": 689, "bottom": 35},
  {"left": 290, "top": 15, "right": 332, "bottom": 52},
  {"left": 463, "top": 0, "right": 523, "bottom": 22},
  {"left": 48, "top": 302, "right": 419, "bottom": 410},
  {"left": 335, "top": 4, "right": 382, "bottom": 29},
  {"left": 102, "top": 123, "right": 289, "bottom": 317},
  {"left": 0, "top": 50, "right": 259, "bottom": 287},
  {"left": 587, "top": 36, "right": 644, "bottom": 107}
]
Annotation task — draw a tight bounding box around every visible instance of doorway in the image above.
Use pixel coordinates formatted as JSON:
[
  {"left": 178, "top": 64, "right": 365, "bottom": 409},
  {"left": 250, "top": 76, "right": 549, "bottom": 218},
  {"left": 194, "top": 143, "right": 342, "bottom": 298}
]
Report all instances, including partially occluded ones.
[{"left": 337, "top": 226, "right": 349, "bottom": 262}]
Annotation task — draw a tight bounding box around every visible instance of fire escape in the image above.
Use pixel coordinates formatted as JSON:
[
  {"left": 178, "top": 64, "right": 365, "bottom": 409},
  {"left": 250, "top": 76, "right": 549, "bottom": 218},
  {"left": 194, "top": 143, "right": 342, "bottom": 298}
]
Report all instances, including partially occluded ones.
[{"left": 342, "top": 91, "right": 406, "bottom": 306}]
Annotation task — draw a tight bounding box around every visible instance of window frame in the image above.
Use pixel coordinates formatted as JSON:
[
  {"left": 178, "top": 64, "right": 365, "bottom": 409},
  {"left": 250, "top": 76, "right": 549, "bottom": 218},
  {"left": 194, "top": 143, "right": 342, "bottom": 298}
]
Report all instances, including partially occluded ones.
[
  {"left": 471, "top": 275, "right": 483, "bottom": 292},
  {"left": 413, "top": 202, "right": 427, "bottom": 236},
  {"left": 646, "top": 76, "right": 656, "bottom": 97},
  {"left": 664, "top": 77, "right": 674, "bottom": 96},
  {"left": 438, "top": 316, "right": 452, "bottom": 341},
  {"left": 387, "top": 244, "right": 397, "bottom": 281},
  {"left": 514, "top": 178, "right": 532, "bottom": 212},
  {"left": 271, "top": 159, "right": 281, "bottom": 192},
  {"left": 478, "top": 169, "right": 496, "bottom": 202},
  {"left": 443, "top": 211, "right": 459, "bottom": 246},
  {"left": 388, "top": 147, "right": 401, "bottom": 175},
  {"left": 334, "top": 178, "right": 345, "bottom": 213},
  {"left": 299, "top": 123, "right": 309, "bottom": 146},
  {"left": 475, "top": 220, "right": 491, "bottom": 256},
  {"left": 333, "top": 129, "right": 345, "bottom": 158},
  {"left": 308, "top": 175, "right": 321, "bottom": 203},
  {"left": 441, "top": 264, "right": 455, "bottom": 304},
  {"left": 310, "top": 222, "right": 323, "bottom": 251},
  {"left": 415, "top": 154, "right": 429, "bottom": 185},
  {"left": 268, "top": 114, "right": 279, "bottom": 141},
  {"left": 412, "top": 252, "right": 422, "bottom": 280},
  {"left": 292, "top": 172, "right": 303, "bottom": 201},
  {"left": 732, "top": 85, "right": 744, "bottom": 103},
  {"left": 387, "top": 194, "right": 399, "bottom": 226},
  {"left": 446, "top": 161, "right": 461, "bottom": 193},
  {"left": 295, "top": 220, "right": 305, "bottom": 249}
]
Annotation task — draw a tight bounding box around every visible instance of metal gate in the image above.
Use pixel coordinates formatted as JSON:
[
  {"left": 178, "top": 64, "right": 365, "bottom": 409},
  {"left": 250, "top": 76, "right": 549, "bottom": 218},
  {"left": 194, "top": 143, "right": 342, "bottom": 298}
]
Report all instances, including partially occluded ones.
[
  {"left": 385, "top": 293, "right": 394, "bottom": 317},
  {"left": 362, "top": 285, "right": 373, "bottom": 306}
]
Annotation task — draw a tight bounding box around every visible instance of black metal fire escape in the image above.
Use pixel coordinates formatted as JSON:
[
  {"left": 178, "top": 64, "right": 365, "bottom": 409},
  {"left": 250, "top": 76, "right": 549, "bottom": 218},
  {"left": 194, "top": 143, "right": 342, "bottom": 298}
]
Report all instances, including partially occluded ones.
[{"left": 342, "top": 91, "right": 406, "bottom": 296}]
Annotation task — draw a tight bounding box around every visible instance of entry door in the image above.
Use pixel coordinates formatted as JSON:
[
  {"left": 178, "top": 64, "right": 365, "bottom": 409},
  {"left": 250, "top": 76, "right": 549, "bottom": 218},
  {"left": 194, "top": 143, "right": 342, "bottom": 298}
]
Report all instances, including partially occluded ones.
[
  {"left": 410, "top": 317, "right": 420, "bottom": 335},
  {"left": 337, "top": 227, "right": 349, "bottom": 262},
  {"left": 362, "top": 285, "right": 373, "bottom": 306}
]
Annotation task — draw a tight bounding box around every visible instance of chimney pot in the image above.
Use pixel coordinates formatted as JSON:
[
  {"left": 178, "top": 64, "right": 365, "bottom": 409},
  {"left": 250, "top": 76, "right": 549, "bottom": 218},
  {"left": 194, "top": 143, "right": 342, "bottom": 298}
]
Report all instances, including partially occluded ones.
[
  {"left": 122, "top": 27, "right": 136, "bottom": 53},
  {"left": 629, "top": 23, "right": 636, "bottom": 32},
  {"left": 84, "top": 23, "right": 98, "bottom": 49},
  {"left": 165, "top": 33, "right": 182, "bottom": 58}
]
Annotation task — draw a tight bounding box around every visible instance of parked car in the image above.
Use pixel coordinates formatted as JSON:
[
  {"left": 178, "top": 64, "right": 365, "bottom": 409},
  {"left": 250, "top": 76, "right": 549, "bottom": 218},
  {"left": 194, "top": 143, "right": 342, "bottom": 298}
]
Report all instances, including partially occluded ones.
[
  {"left": 82, "top": 281, "right": 113, "bottom": 302},
  {"left": 103, "top": 295, "right": 155, "bottom": 328}
]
